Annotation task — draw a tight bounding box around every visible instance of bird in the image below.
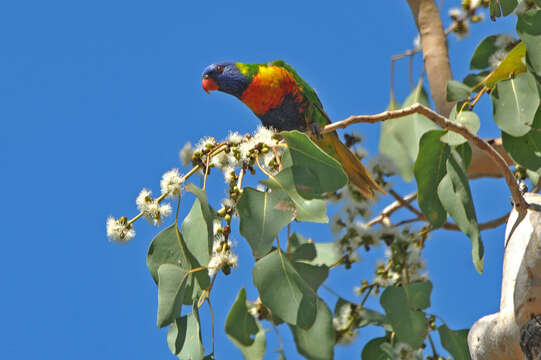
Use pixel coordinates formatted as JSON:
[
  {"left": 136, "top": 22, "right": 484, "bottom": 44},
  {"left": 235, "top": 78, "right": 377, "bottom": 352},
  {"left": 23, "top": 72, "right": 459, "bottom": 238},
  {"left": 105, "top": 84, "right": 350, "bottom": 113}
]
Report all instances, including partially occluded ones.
[{"left": 201, "top": 60, "right": 383, "bottom": 200}]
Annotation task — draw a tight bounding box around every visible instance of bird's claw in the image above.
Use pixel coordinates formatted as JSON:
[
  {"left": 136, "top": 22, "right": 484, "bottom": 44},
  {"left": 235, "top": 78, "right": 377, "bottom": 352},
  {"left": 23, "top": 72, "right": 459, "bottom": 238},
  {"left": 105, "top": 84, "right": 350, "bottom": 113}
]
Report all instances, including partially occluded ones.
[{"left": 309, "top": 122, "right": 322, "bottom": 140}]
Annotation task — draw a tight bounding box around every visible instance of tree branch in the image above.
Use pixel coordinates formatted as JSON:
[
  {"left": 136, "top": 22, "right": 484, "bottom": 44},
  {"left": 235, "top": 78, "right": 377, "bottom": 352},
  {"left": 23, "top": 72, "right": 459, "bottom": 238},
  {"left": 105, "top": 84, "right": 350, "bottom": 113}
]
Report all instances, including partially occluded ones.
[
  {"left": 322, "top": 103, "right": 528, "bottom": 211},
  {"left": 406, "top": 0, "right": 454, "bottom": 116}
]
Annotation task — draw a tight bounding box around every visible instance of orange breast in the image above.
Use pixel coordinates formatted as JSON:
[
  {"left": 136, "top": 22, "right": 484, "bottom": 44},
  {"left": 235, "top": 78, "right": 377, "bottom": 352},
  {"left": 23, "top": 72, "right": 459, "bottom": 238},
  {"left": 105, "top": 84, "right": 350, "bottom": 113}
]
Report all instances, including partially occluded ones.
[{"left": 240, "top": 66, "right": 303, "bottom": 115}]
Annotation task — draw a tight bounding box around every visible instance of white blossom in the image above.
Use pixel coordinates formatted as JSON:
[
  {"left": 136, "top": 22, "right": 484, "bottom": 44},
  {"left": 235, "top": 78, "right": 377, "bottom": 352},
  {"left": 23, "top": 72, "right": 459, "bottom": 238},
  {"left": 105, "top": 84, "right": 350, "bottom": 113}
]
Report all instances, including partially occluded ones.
[
  {"left": 515, "top": 0, "right": 532, "bottom": 15},
  {"left": 448, "top": 7, "right": 463, "bottom": 18},
  {"left": 333, "top": 303, "right": 358, "bottom": 344},
  {"left": 489, "top": 48, "right": 508, "bottom": 69},
  {"left": 494, "top": 34, "right": 515, "bottom": 48},
  {"left": 106, "top": 216, "right": 135, "bottom": 243},
  {"left": 227, "top": 131, "right": 244, "bottom": 144},
  {"left": 212, "top": 219, "right": 222, "bottom": 236},
  {"left": 208, "top": 236, "right": 238, "bottom": 277},
  {"left": 239, "top": 137, "right": 257, "bottom": 160},
  {"left": 369, "top": 154, "right": 398, "bottom": 176},
  {"left": 136, "top": 189, "right": 172, "bottom": 226},
  {"left": 160, "top": 168, "right": 184, "bottom": 198},
  {"left": 223, "top": 166, "right": 236, "bottom": 183},
  {"left": 179, "top": 142, "right": 193, "bottom": 166},
  {"left": 252, "top": 125, "right": 276, "bottom": 147},
  {"left": 195, "top": 136, "right": 217, "bottom": 153}
]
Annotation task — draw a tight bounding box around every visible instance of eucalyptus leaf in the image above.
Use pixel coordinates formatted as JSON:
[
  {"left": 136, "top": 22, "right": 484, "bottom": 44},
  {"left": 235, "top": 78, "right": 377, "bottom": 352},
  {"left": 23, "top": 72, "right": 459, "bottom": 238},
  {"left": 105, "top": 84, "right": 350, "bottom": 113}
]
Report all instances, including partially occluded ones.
[
  {"left": 228, "top": 322, "right": 266, "bottom": 360},
  {"left": 517, "top": 9, "right": 541, "bottom": 76},
  {"left": 380, "top": 286, "right": 428, "bottom": 348},
  {"left": 405, "top": 281, "right": 433, "bottom": 310},
  {"left": 440, "top": 105, "right": 480, "bottom": 146},
  {"left": 361, "top": 337, "right": 391, "bottom": 360},
  {"left": 380, "top": 81, "right": 436, "bottom": 181},
  {"left": 502, "top": 107, "right": 541, "bottom": 172},
  {"left": 252, "top": 250, "right": 317, "bottom": 328},
  {"left": 438, "top": 148, "right": 483, "bottom": 273},
  {"left": 157, "top": 264, "right": 189, "bottom": 328},
  {"left": 182, "top": 183, "right": 215, "bottom": 266},
  {"left": 237, "top": 188, "right": 294, "bottom": 258},
  {"left": 491, "top": 72, "right": 539, "bottom": 137},
  {"left": 280, "top": 130, "right": 348, "bottom": 195},
  {"left": 470, "top": 34, "right": 508, "bottom": 70},
  {"left": 438, "top": 325, "right": 471, "bottom": 360},
  {"left": 167, "top": 306, "right": 205, "bottom": 360},
  {"left": 225, "top": 288, "right": 259, "bottom": 346},
  {"left": 261, "top": 168, "right": 328, "bottom": 223},
  {"left": 292, "top": 262, "right": 329, "bottom": 291},
  {"left": 288, "top": 233, "right": 317, "bottom": 262},
  {"left": 414, "top": 130, "right": 450, "bottom": 227},
  {"left": 289, "top": 299, "right": 335, "bottom": 360},
  {"left": 147, "top": 224, "right": 209, "bottom": 304},
  {"left": 446, "top": 80, "right": 473, "bottom": 101}
]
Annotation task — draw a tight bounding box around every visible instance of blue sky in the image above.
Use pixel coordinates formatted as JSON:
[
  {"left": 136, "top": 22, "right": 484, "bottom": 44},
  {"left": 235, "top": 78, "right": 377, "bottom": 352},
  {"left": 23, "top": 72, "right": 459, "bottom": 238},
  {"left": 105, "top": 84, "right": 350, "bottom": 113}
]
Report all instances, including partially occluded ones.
[{"left": 1, "top": 1, "right": 518, "bottom": 358}]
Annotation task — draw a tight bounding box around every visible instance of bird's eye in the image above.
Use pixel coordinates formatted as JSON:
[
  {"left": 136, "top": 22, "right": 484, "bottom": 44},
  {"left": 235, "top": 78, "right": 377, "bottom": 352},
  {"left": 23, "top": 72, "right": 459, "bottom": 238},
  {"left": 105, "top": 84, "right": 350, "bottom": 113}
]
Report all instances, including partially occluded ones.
[{"left": 216, "top": 65, "right": 224, "bottom": 74}]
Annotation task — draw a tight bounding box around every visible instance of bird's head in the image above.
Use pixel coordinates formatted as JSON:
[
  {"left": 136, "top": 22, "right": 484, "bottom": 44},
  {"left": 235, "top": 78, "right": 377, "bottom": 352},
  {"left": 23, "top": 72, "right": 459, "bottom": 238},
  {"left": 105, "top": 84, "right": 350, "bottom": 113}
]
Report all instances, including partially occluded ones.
[{"left": 201, "top": 62, "right": 250, "bottom": 98}]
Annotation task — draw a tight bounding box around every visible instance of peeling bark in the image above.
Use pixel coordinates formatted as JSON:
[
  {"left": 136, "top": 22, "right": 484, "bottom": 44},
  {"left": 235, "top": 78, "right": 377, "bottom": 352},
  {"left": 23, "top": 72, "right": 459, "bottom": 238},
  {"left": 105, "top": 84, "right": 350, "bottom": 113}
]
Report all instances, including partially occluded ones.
[{"left": 468, "top": 193, "right": 541, "bottom": 360}]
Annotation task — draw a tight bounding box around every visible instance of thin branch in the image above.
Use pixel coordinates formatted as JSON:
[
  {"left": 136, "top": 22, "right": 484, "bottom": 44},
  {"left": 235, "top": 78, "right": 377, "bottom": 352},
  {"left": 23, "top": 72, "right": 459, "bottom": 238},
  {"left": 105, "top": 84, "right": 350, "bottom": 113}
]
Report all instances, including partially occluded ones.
[
  {"left": 322, "top": 103, "right": 528, "bottom": 211},
  {"left": 389, "top": 189, "right": 424, "bottom": 219},
  {"left": 367, "top": 192, "right": 418, "bottom": 226}
]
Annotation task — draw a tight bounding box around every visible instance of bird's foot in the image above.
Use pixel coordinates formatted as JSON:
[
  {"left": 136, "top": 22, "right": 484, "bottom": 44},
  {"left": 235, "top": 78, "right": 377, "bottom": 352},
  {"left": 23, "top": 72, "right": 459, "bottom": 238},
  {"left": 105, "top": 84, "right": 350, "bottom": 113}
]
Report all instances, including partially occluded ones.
[{"left": 309, "top": 122, "right": 322, "bottom": 140}]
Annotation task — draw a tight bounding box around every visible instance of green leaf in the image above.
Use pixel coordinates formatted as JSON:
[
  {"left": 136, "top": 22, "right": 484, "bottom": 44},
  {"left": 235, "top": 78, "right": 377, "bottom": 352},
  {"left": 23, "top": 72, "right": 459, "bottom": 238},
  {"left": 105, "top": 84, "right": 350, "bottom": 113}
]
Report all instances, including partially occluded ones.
[
  {"left": 440, "top": 106, "right": 481, "bottom": 146},
  {"left": 379, "top": 81, "right": 437, "bottom": 182},
  {"left": 252, "top": 250, "right": 317, "bottom": 328},
  {"left": 261, "top": 168, "right": 328, "bottom": 223},
  {"left": 293, "top": 262, "right": 329, "bottom": 291},
  {"left": 182, "top": 183, "right": 215, "bottom": 266},
  {"left": 414, "top": 130, "right": 450, "bottom": 227},
  {"left": 312, "top": 242, "right": 341, "bottom": 267},
  {"left": 147, "top": 224, "right": 209, "bottom": 304},
  {"left": 237, "top": 188, "right": 294, "bottom": 258},
  {"left": 157, "top": 264, "right": 189, "bottom": 328},
  {"left": 289, "top": 299, "right": 335, "bottom": 360},
  {"left": 438, "top": 149, "right": 484, "bottom": 273},
  {"left": 380, "top": 286, "right": 428, "bottom": 348},
  {"left": 502, "top": 107, "right": 541, "bottom": 172},
  {"left": 361, "top": 337, "right": 391, "bottom": 360},
  {"left": 228, "top": 322, "right": 266, "bottom": 360},
  {"left": 288, "top": 233, "right": 317, "bottom": 262},
  {"left": 489, "top": 0, "right": 518, "bottom": 19},
  {"left": 517, "top": 10, "right": 541, "bottom": 76},
  {"left": 167, "top": 306, "right": 205, "bottom": 360},
  {"left": 446, "top": 80, "right": 473, "bottom": 101},
  {"left": 225, "top": 288, "right": 259, "bottom": 346},
  {"left": 280, "top": 130, "right": 348, "bottom": 195},
  {"left": 438, "top": 325, "right": 471, "bottom": 360},
  {"left": 491, "top": 72, "right": 540, "bottom": 137},
  {"left": 463, "top": 71, "right": 491, "bottom": 88},
  {"left": 334, "top": 298, "right": 390, "bottom": 330},
  {"left": 535, "top": 0, "right": 541, "bottom": 8},
  {"left": 470, "top": 34, "right": 508, "bottom": 70},
  {"left": 405, "top": 281, "right": 433, "bottom": 310}
]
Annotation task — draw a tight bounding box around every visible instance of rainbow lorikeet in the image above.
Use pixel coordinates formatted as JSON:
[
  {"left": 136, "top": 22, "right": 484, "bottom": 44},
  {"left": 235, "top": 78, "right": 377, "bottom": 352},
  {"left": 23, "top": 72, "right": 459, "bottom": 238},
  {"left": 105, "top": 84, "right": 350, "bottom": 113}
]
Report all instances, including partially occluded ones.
[{"left": 201, "top": 60, "right": 383, "bottom": 200}]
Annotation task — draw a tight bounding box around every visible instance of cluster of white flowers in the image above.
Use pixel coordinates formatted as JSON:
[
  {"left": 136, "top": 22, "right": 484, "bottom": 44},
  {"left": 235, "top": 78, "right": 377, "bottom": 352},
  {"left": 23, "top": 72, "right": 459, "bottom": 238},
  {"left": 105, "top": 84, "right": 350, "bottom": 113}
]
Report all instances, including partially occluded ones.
[
  {"left": 179, "top": 141, "right": 193, "bottom": 166},
  {"left": 368, "top": 154, "right": 398, "bottom": 177},
  {"left": 136, "top": 189, "right": 172, "bottom": 226},
  {"left": 392, "top": 342, "right": 423, "bottom": 360},
  {"left": 197, "top": 126, "right": 283, "bottom": 183},
  {"left": 195, "top": 136, "right": 217, "bottom": 154},
  {"left": 372, "top": 227, "right": 428, "bottom": 287},
  {"left": 207, "top": 220, "right": 238, "bottom": 277},
  {"left": 332, "top": 302, "right": 357, "bottom": 344},
  {"left": 160, "top": 168, "right": 184, "bottom": 198},
  {"left": 207, "top": 235, "right": 238, "bottom": 277},
  {"left": 448, "top": 7, "right": 463, "bottom": 19},
  {"left": 487, "top": 34, "right": 516, "bottom": 69},
  {"left": 106, "top": 216, "right": 135, "bottom": 243}
]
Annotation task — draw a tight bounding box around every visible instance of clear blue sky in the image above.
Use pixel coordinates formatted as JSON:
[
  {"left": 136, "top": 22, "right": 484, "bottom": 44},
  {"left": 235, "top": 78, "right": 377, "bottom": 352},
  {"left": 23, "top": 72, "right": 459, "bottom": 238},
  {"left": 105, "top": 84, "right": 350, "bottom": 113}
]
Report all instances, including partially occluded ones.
[{"left": 1, "top": 1, "right": 517, "bottom": 358}]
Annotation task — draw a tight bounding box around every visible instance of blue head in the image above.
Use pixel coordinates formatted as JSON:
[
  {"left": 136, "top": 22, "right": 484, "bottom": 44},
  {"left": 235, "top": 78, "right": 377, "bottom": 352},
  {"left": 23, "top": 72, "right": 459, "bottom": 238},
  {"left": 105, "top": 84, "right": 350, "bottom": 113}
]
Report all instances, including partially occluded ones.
[{"left": 201, "top": 62, "right": 250, "bottom": 98}]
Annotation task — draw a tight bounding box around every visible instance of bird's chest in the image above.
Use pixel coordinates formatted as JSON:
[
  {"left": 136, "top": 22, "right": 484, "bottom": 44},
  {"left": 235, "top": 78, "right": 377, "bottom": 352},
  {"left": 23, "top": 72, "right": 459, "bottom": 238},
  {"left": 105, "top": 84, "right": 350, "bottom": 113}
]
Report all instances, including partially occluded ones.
[{"left": 240, "top": 68, "right": 308, "bottom": 131}]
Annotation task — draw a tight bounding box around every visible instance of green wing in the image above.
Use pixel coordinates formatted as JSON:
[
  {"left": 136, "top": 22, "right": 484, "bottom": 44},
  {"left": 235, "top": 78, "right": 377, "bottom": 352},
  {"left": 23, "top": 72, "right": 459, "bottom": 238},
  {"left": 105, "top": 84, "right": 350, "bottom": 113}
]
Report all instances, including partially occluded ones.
[{"left": 269, "top": 60, "right": 332, "bottom": 125}]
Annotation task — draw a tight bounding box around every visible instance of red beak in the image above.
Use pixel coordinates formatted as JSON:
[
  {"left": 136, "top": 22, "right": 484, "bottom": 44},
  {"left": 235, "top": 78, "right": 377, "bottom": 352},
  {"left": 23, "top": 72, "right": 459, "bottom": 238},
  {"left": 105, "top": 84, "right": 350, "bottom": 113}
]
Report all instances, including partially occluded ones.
[{"left": 202, "top": 77, "right": 219, "bottom": 94}]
